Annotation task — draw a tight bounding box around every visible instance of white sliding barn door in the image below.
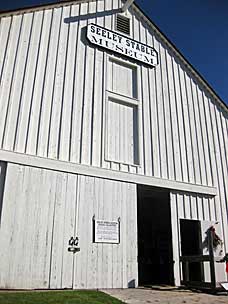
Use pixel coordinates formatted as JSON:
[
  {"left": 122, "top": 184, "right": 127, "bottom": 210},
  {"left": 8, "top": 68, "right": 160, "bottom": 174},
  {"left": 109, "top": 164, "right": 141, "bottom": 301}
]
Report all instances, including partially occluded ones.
[
  {"left": 49, "top": 173, "right": 78, "bottom": 289},
  {"left": 72, "top": 175, "right": 138, "bottom": 289},
  {"left": 0, "top": 163, "right": 138, "bottom": 289},
  {"left": 0, "top": 164, "right": 78, "bottom": 289}
]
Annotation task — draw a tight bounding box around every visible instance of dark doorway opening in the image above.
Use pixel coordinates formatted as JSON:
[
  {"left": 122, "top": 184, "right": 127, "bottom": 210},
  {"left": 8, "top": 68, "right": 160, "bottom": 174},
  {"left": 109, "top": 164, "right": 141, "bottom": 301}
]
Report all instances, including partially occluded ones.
[
  {"left": 180, "top": 219, "right": 204, "bottom": 282},
  {"left": 137, "top": 185, "right": 174, "bottom": 286}
]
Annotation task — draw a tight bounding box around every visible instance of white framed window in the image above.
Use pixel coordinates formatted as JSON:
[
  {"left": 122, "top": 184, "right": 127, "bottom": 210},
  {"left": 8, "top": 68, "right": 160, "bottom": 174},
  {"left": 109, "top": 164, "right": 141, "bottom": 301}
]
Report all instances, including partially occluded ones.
[
  {"left": 105, "top": 56, "right": 140, "bottom": 166},
  {"left": 107, "top": 56, "right": 138, "bottom": 99}
]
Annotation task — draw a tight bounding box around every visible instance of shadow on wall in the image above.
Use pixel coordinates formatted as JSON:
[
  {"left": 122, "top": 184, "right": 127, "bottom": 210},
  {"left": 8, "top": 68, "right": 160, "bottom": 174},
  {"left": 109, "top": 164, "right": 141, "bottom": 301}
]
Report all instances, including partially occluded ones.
[
  {"left": 64, "top": 8, "right": 121, "bottom": 24},
  {"left": 0, "top": 162, "right": 6, "bottom": 226},
  {"left": 128, "top": 279, "right": 136, "bottom": 288},
  {"left": 202, "top": 225, "right": 224, "bottom": 256}
]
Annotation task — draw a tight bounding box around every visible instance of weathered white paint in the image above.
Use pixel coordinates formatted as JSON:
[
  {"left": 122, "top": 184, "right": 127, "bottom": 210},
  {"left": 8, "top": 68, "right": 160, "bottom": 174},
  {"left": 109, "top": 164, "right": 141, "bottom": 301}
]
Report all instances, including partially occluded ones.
[
  {"left": 0, "top": 0, "right": 227, "bottom": 187},
  {"left": 105, "top": 98, "right": 138, "bottom": 165},
  {"left": 170, "top": 191, "right": 227, "bottom": 287},
  {"left": 0, "top": 0, "right": 228, "bottom": 289},
  {"left": 0, "top": 163, "right": 137, "bottom": 289},
  {"left": 0, "top": 149, "right": 217, "bottom": 196}
]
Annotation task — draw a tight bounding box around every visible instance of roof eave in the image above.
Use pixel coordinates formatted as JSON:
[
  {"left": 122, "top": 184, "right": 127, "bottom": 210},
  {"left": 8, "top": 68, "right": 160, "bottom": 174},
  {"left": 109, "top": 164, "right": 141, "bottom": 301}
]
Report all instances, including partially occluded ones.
[{"left": 132, "top": 1, "right": 228, "bottom": 112}]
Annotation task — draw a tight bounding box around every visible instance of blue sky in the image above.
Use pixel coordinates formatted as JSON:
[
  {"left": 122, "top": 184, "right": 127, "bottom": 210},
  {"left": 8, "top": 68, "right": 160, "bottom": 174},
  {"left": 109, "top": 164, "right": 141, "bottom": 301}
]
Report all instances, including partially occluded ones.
[
  {"left": 1, "top": 0, "right": 227, "bottom": 104},
  {"left": 137, "top": 0, "right": 228, "bottom": 104}
]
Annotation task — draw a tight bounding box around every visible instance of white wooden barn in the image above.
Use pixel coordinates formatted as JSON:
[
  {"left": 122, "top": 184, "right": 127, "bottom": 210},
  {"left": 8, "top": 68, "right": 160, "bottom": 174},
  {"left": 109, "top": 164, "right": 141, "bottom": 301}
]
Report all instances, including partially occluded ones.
[{"left": 0, "top": 0, "right": 228, "bottom": 290}]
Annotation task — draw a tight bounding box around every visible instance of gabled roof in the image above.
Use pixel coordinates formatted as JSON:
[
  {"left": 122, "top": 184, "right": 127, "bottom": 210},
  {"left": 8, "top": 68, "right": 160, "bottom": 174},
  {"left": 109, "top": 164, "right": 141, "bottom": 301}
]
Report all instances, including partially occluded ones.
[{"left": 0, "top": 0, "right": 227, "bottom": 112}]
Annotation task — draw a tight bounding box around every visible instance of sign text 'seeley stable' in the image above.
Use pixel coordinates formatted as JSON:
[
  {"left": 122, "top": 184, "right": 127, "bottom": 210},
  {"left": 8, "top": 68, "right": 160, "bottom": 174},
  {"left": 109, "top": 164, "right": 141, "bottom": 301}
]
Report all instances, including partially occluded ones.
[{"left": 87, "top": 23, "right": 158, "bottom": 67}]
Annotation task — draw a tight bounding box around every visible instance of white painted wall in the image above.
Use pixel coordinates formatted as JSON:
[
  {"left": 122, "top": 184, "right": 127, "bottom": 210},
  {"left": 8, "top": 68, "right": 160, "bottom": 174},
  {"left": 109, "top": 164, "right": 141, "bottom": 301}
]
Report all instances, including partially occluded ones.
[
  {"left": 0, "top": 163, "right": 137, "bottom": 289},
  {"left": 0, "top": 0, "right": 227, "bottom": 186},
  {"left": 170, "top": 191, "right": 227, "bottom": 287},
  {"left": 0, "top": 162, "right": 6, "bottom": 226},
  {"left": 0, "top": 0, "right": 228, "bottom": 289}
]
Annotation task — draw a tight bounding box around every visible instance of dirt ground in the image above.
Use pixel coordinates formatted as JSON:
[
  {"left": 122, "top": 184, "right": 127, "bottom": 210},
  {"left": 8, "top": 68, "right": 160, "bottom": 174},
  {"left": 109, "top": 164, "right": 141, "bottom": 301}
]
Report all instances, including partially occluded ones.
[{"left": 103, "top": 287, "right": 228, "bottom": 304}]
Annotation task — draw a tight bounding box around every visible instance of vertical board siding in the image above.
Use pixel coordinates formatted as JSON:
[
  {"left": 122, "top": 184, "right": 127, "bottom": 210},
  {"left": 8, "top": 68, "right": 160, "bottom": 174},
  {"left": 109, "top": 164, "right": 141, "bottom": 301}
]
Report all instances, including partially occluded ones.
[
  {"left": 0, "top": 162, "right": 6, "bottom": 225},
  {"left": 91, "top": 0, "right": 105, "bottom": 168},
  {"left": 0, "top": 164, "right": 59, "bottom": 288},
  {"left": 25, "top": 9, "right": 52, "bottom": 155},
  {"left": 209, "top": 99, "right": 228, "bottom": 251},
  {"left": 3, "top": 13, "right": 33, "bottom": 151},
  {"left": 1, "top": 1, "right": 228, "bottom": 187},
  {"left": 170, "top": 191, "right": 227, "bottom": 286},
  {"left": 0, "top": 14, "right": 22, "bottom": 146},
  {"left": 73, "top": 176, "right": 137, "bottom": 289},
  {"left": 0, "top": 17, "right": 12, "bottom": 88},
  {"left": 0, "top": 163, "right": 137, "bottom": 289},
  {"left": 106, "top": 99, "right": 138, "bottom": 165},
  {"left": 80, "top": 1, "right": 96, "bottom": 165},
  {"left": 14, "top": 11, "right": 43, "bottom": 153},
  {"left": 0, "top": 0, "right": 228, "bottom": 287}
]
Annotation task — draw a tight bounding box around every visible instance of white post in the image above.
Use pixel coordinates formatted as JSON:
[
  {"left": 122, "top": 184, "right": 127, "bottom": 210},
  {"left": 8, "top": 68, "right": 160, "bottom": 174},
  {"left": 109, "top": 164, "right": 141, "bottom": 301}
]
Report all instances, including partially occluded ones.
[{"left": 121, "top": 0, "right": 135, "bottom": 12}]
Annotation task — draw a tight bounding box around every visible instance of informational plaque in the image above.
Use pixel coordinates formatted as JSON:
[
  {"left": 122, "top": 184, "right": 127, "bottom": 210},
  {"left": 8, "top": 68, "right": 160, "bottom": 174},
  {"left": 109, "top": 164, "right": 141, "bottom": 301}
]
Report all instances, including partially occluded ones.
[{"left": 94, "top": 219, "right": 120, "bottom": 244}]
